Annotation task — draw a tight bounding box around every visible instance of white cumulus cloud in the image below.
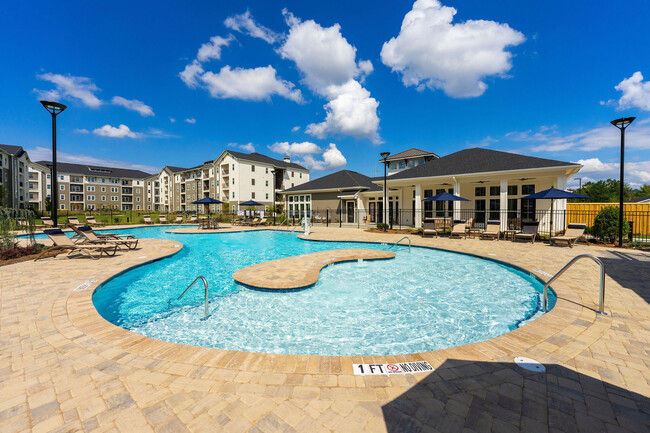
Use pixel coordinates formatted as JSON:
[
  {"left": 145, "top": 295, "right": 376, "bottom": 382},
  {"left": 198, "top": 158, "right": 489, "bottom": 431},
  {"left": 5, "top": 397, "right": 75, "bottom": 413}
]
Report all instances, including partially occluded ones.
[
  {"left": 269, "top": 141, "right": 322, "bottom": 155},
  {"left": 380, "top": 0, "right": 525, "bottom": 98},
  {"left": 93, "top": 124, "right": 142, "bottom": 139},
  {"left": 614, "top": 71, "right": 650, "bottom": 111},
  {"left": 199, "top": 65, "right": 303, "bottom": 102},
  {"left": 185, "top": 118, "right": 196, "bottom": 124},
  {"left": 197, "top": 35, "right": 234, "bottom": 62},
  {"left": 224, "top": 10, "right": 279, "bottom": 44},
  {"left": 291, "top": 126, "right": 301, "bottom": 132},
  {"left": 279, "top": 10, "right": 381, "bottom": 143},
  {"left": 73, "top": 128, "right": 89, "bottom": 134},
  {"left": 35, "top": 73, "right": 103, "bottom": 108},
  {"left": 111, "top": 96, "right": 154, "bottom": 117},
  {"left": 228, "top": 142, "right": 256, "bottom": 153},
  {"left": 298, "top": 143, "right": 347, "bottom": 171},
  {"left": 574, "top": 158, "right": 650, "bottom": 187}
]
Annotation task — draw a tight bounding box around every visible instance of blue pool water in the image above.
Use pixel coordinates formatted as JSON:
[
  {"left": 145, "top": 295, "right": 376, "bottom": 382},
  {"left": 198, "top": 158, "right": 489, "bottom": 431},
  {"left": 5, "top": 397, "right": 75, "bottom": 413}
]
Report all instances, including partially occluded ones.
[{"left": 74, "top": 226, "right": 557, "bottom": 356}]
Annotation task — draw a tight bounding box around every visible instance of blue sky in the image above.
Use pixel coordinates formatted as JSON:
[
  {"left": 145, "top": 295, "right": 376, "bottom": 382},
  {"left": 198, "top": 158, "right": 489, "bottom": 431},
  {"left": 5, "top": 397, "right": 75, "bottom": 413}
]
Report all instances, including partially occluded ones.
[{"left": 2, "top": 0, "right": 650, "bottom": 186}]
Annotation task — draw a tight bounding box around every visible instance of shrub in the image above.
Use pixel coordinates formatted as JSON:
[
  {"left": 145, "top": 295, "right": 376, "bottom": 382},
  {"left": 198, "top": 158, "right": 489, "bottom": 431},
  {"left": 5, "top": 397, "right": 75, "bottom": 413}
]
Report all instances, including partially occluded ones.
[
  {"left": 592, "top": 206, "right": 630, "bottom": 243},
  {"left": 376, "top": 222, "right": 389, "bottom": 232},
  {"left": 0, "top": 244, "right": 42, "bottom": 260}
]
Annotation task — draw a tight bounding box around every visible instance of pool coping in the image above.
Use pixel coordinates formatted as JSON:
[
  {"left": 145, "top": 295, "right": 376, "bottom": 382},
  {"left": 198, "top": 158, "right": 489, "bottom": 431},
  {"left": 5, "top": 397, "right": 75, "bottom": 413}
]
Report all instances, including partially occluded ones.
[{"left": 67, "top": 231, "right": 590, "bottom": 377}]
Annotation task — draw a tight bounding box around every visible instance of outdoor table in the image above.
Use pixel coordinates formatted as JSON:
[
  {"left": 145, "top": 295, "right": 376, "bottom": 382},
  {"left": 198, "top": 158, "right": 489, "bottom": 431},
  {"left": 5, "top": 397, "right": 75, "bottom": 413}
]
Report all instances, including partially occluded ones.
[{"left": 502, "top": 229, "right": 520, "bottom": 240}]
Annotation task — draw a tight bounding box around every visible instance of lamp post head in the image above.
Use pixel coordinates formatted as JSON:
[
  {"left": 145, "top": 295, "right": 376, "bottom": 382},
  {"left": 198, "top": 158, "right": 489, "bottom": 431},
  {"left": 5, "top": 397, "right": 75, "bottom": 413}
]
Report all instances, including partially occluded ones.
[
  {"left": 610, "top": 116, "right": 635, "bottom": 129},
  {"left": 40, "top": 100, "right": 67, "bottom": 115},
  {"left": 380, "top": 151, "right": 390, "bottom": 162}
]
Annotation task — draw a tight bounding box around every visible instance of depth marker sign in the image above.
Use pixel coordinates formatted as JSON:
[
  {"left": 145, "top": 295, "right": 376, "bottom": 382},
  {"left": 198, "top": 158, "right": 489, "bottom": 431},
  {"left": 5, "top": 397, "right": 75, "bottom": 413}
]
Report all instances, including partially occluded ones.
[{"left": 353, "top": 361, "right": 434, "bottom": 375}]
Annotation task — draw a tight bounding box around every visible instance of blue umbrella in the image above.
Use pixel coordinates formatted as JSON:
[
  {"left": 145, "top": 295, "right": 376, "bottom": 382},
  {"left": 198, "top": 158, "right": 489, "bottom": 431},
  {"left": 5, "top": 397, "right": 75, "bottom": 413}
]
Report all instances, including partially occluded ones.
[
  {"left": 239, "top": 200, "right": 262, "bottom": 206},
  {"left": 191, "top": 197, "right": 223, "bottom": 215},
  {"left": 521, "top": 187, "right": 590, "bottom": 235},
  {"left": 423, "top": 192, "right": 469, "bottom": 232}
]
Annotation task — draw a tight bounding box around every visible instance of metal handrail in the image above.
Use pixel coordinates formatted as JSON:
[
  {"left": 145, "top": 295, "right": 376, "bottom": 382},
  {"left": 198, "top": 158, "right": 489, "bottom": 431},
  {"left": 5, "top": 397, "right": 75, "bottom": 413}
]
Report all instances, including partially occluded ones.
[
  {"left": 291, "top": 217, "right": 305, "bottom": 232},
  {"left": 543, "top": 254, "right": 606, "bottom": 314},
  {"left": 275, "top": 218, "right": 289, "bottom": 231},
  {"left": 177, "top": 276, "right": 209, "bottom": 319},
  {"left": 389, "top": 236, "right": 411, "bottom": 252}
]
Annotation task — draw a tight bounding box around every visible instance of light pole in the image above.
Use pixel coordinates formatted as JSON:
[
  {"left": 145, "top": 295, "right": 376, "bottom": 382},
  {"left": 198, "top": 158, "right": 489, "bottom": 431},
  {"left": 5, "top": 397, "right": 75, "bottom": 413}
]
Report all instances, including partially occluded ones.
[
  {"left": 271, "top": 169, "right": 276, "bottom": 225},
  {"left": 40, "top": 100, "right": 67, "bottom": 227},
  {"left": 380, "top": 152, "right": 390, "bottom": 228},
  {"left": 611, "top": 116, "right": 635, "bottom": 247}
]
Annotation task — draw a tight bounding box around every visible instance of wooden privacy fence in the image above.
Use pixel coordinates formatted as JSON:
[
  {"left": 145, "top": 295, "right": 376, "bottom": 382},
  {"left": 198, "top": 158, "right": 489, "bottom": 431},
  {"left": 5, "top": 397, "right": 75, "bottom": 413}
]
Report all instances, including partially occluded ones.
[{"left": 567, "top": 203, "right": 650, "bottom": 235}]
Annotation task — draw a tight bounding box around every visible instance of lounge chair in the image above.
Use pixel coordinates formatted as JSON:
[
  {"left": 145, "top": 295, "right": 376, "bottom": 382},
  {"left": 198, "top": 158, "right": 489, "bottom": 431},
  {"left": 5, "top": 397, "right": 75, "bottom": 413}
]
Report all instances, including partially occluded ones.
[
  {"left": 187, "top": 215, "right": 198, "bottom": 223},
  {"left": 550, "top": 224, "right": 586, "bottom": 248},
  {"left": 159, "top": 215, "right": 168, "bottom": 224},
  {"left": 143, "top": 215, "right": 154, "bottom": 224},
  {"left": 422, "top": 219, "right": 439, "bottom": 237},
  {"left": 449, "top": 221, "right": 468, "bottom": 239},
  {"left": 514, "top": 221, "right": 539, "bottom": 244},
  {"left": 245, "top": 218, "right": 260, "bottom": 226},
  {"left": 86, "top": 216, "right": 105, "bottom": 227},
  {"left": 35, "top": 228, "right": 118, "bottom": 260},
  {"left": 479, "top": 220, "right": 501, "bottom": 240},
  {"left": 252, "top": 218, "right": 267, "bottom": 226},
  {"left": 41, "top": 217, "right": 55, "bottom": 227},
  {"left": 175, "top": 215, "right": 183, "bottom": 223},
  {"left": 68, "top": 216, "right": 83, "bottom": 226},
  {"left": 70, "top": 225, "right": 139, "bottom": 250}
]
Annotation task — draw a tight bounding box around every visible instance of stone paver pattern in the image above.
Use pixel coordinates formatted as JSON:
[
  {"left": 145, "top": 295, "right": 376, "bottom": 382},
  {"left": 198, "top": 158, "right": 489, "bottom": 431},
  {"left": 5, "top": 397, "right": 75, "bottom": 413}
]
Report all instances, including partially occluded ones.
[
  {"left": 1, "top": 224, "right": 649, "bottom": 432},
  {"left": 233, "top": 248, "right": 396, "bottom": 289}
]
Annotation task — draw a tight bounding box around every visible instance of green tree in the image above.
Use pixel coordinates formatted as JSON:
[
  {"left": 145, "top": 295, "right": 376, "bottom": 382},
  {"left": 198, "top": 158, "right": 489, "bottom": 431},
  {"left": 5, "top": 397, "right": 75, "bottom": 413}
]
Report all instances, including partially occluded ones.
[
  {"left": 0, "top": 186, "right": 8, "bottom": 207},
  {"left": 576, "top": 179, "right": 634, "bottom": 202},
  {"left": 634, "top": 184, "right": 650, "bottom": 198},
  {"left": 592, "top": 206, "right": 630, "bottom": 243}
]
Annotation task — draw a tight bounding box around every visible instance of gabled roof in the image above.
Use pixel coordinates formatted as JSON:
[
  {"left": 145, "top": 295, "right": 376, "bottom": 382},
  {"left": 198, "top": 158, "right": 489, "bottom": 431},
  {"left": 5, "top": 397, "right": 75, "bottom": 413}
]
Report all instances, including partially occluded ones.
[
  {"left": 383, "top": 148, "right": 439, "bottom": 161},
  {"left": 384, "top": 148, "right": 581, "bottom": 180},
  {"left": 282, "top": 170, "right": 382, "bottom": 193},
  {"left": 36, "top": 161, "right": 152, "bottom": 179},
  {"left": 629, "top": 195, "right": 650, "bottom": 203},
  {"left": 0, "top": 144, "right": 26, "bottom": 157},
  {"left": 225, "top": 151, "right": 308, "bottom": 171},
  {"left": 164, "top": 166, "right": 189, "bottom": 173}
]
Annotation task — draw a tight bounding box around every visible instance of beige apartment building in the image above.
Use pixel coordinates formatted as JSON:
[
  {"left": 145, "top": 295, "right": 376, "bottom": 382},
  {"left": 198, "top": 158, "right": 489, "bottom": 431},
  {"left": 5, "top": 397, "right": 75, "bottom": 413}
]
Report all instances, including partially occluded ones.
[
  {"left": 30, "top": 161, "right": 151, "bottom": 212},
  {"left": 0, "top": 144, "right": 30, "bottom": 209}
]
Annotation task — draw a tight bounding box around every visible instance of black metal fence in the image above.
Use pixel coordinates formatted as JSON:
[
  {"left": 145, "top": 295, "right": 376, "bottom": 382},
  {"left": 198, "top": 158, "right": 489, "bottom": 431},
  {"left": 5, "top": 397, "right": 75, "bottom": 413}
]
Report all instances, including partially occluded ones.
[{"left": 287, "top": 208, "right": 650, "bottom": 243}]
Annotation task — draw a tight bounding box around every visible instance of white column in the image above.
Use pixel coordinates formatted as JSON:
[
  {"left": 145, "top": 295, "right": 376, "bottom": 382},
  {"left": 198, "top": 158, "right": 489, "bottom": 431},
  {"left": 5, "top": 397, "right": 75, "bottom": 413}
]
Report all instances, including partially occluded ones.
[
  {"left": 453, "top": 179, "right": 461, "bottom": 220},
  {"left": 500, "top": 178, "right": 508, "bottom": 231},
  {"left": 555, "top": 173, "right": 568, "bottom": 233},
  {"left": 414, "top": 184, "right": 422, "bottom": 227}
]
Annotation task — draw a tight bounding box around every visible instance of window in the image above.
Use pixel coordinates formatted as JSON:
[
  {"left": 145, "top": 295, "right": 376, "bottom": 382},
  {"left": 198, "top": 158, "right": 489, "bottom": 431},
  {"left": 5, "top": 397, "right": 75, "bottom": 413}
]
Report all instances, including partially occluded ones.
[
  {"left": 60, "top": 204, "right": 65, "bottom": 210},
  {"left": 266, "top": 193, "right": 269, "bottom": 199},
  {"left": 265, "top": 167, "right": 268, "bottom": 174},
  {"left": 232, "top": 164, "right": 235, "bottom": 170},
  {"left": 508, "top": 185, "right": 518, "bottom": 196},
  {"left": 251, "top": 179, "right": 255, "bottom": 186},
  {"left": 60, "top": 194, "right": 65, "bottom": 200},
  {"left": 507, "top": 198, "right": 518, "bottom": 220},
  {"left": 475, "top": 187, "right": 486, "bottom": 197},
  {"left": 59, "top": 175, "right": 64, "bottom": 180},
  {"left": 232, "top": 192, "right": 235, "bottom": 198},
  {"left": 489, "top": 199, "right": 500, "bottom": 220},
  {"left": 287, "top": 195, "right": 311, "bottom": 217},
  {"left": 522, "top": 184, "right": 535, "bottom": 195},
  {"left": 251, "top": 165, "right": 255, "bottom": 172},
  {"left": 137, "top": 206, "right": 141, "bottom": 210},
  {"left": 111, "top": 196, "right": 118, "bottom": 201},
  {"left": 29, "top": 193, "right": 34, "bottom": 199},
  {"left": 87, "top": 177, "right": 95, "bottom": 182},
  {"left": 300, "top": 173, "right": 302, "bottom": 178},
  {"left": 60, "top": 185, "right": 65, "bottom": 190},
  {"left": 490, "top": 186, "right": 500, "bottom": 196},
  {"left": 111, "top": 187, "right": 118, "bottom": 193},
  {"left": 87, "top": 195, "right": 95, "bottom": 201},
  {"left": 265, "top": 180, "right": 268, "bottom": 187},
  {"left": 101, "top": 196, "right": 106, "bottom": 201},
  {"left": 252, "top": 192, "right": 256, "bottom": 199},
  {"left": 291, "top": 171, "right": 294, "bottom": 178},
  {"left": 389, "top": 162, "right": 397, "bottom": 170},
  {"left": 424, "top": 189, "right": 433, "bottom": 218},
  {"left": 136, "top": 197, "right": 140, "bottom": 202},
  {"left": 47, "top": 185, "right": 51, "bottom": 190},
  {"left": 101, "top": 187, "right": 106, "bottom": 192},
  {"left": 399, "top": 161, "right": 406, "bottom": 169},
  {"left": 87, "top": 186, "right": 95, "bottom": 192},
  {"left": 232, "top": 178, "right": 235, "bottom": 185}
]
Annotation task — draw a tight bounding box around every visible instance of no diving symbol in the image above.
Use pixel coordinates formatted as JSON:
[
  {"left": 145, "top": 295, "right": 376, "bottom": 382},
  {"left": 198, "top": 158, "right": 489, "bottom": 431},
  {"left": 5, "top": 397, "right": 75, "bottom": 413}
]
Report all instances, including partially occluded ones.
[{"left": 386, "top": 364, "right": 399, "bottom": 372}]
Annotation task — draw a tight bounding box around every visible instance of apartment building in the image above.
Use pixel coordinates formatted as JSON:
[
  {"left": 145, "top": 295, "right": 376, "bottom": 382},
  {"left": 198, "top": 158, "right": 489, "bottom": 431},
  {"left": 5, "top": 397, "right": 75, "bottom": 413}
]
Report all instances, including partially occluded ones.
[
  {"left": 31, "top": 161, "right": 151, "bottom": 211},
  {"left": 28, "top": 162, "right": 48, "bottom": 210},
  {"left": 143, "top": 166, "right": 188, "bottom": 212},
  {"left": 0, "top": 144, "right": 30, "bottom": 209},
  {"left": 384, "top": 148, "right": 439, "bottom": 176}
]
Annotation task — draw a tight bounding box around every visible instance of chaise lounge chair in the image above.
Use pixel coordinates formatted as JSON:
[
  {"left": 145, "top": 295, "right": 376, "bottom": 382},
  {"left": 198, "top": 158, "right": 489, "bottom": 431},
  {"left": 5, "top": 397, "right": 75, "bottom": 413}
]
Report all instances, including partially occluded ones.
[
  {"left": 449, "top": 221, "right": 468, "bottom": 239},
  {"left": 69, "top": 225, "right": 139, "bottom": 250},
  {"left": 159, "top": 215, "right": 169, "bottom": 224},
  {"left": 175, "top": 215, "right": 183, "bottom": 223},
  {"left": 187, "top": 215, "right": 198, "bottom": 223},
  {"left": 514, "top": 221, "right": 539, "bottom": 244},
  {"left": 550, "top": 223, "right": 586, "bottom": 248},
  {"left": 41, "top": 217, "right": 55, "bottom": 227},
  {"left": 143, "top": 215, "right": 154, "bottom": 224},
  {"left": 479, "top": 220, "right": 501, "bottom": 240},
  {"left": 86, "top": 216, "right": 105, "bottom": 227},
  {"left": 251, "top": 218, "right": 267, "bottom": 226},
  {"left": 422, "top": 219, "right": 439, "bottom": 237},
  {"left": 68, "top": 217, "right": 83, "bottom": 227},
  {"left": 36, "top": 228, "right": 118, "bottom": 260}
]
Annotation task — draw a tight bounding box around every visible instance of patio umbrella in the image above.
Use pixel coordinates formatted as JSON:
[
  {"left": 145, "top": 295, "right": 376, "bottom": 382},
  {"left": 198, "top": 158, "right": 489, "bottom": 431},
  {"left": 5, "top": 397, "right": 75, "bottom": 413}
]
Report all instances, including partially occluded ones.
[
  {"left": 239, "top": 200, "right": 263, "bottom": 217},
  {"left": 423, "top": 192, "right": 469, "bottom": 233},
  {"left": 191, "top": 197, "right": 223, "bottom": 217},
  {"left": 521, "top": 187, "right": 590, "bottom": 235}
]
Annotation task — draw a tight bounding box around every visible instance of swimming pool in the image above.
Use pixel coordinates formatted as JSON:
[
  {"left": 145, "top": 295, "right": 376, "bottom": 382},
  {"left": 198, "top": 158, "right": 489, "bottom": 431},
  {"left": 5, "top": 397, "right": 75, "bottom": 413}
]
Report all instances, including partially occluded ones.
[{"left": 86, "top": 226, "right": 556, "bottom": 356}]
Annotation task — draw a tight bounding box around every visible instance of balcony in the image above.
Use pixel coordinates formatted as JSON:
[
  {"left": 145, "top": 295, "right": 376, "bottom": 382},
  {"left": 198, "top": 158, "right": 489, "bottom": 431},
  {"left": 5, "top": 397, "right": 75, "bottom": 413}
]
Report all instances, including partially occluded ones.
[
  {"left": 122, "top": 196, "right": 133, "bottom": 203},
  {"left": 70, "top": 194, "right": 84, "bottom": 202},
  {"left": 122, "top": 187, "right": 133, "bottom": 194}
]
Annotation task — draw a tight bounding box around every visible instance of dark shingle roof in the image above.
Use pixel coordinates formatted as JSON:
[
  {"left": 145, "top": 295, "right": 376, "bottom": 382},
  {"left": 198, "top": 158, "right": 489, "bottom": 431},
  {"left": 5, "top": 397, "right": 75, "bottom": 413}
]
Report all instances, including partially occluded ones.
[
  {"left": 165, "top": 166, "right": 190, "bottom": 173},
  {"left": 283, "top": 170, "right": 382, "bottom": 193},
  {"left": 383, "top": 148, "right": 439, "bottom": 161},
  {"left": 0, "top": 144, "right": 26, "bottom": 157},
  {"left": 385, "top": 148, "right": 580, "bottom": 180},
  {"left": 629, "top": 195, "right": 650, "bottom": 203},
  {"left": 226, "top": 151, "right": 308, "bottom": 171},
  {"left": 36, "top": 161, "right": 152, "bottom": 179}
]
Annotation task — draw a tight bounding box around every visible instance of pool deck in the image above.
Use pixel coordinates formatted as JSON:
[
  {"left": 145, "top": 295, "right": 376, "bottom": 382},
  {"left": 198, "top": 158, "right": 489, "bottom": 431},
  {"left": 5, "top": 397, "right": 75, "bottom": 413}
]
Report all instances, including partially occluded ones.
[
  {"left": 233, "top": 248, "right": 396, "bottom": 289},
  {"left": 1, "top": 224, "right": 649, "bottom": 432}
]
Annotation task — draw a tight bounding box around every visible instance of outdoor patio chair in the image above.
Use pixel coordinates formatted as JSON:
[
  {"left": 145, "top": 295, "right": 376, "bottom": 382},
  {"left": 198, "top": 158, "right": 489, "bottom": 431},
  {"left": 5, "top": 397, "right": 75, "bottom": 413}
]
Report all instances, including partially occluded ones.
[
  {"left": 187, "top": 215, "right": 198, "bottom": 223},
  {"left": 449, "top": 221, "right": 468, "bottom": 239},
  {"left": 36, "top": 228, "right": 118, "bottom": 260},
  {"left": 422, "top": 219, "right": 439, "bottom": 237},
  {"left": 159, "top": 215, "right": 168, "bottom": 224},
  {"left": 514, "top": 221, "right": 539, "bottom": 244},
  {"left": 479, "top": 220, "right": 501, "bottom": 240},
  {"left": 245, "top": 218, "right": 260, "bottom": 226},
  {"left": 41, "top": 217, "right": 55, "bottom": 227},
  {"left": 86, "top": 216, "right": 105, "bottom": 227},
  {"left": 252, "top": 218, "right": 267, "bottom": 226},
  {"left": 175, "top": 215, "right": 183, "bottom": 223},
  {"left": 70, "top": 225, "right": 139, "bottom": 250},
  {"left": 67, "top": 216, "right": 83, "bottom": 226},
  {"left": 143, "top": 215, "right": 153, "bottom": 224},
  {"left": 550, "top": 223, "right": 586, "bottom": 248}
]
